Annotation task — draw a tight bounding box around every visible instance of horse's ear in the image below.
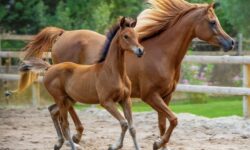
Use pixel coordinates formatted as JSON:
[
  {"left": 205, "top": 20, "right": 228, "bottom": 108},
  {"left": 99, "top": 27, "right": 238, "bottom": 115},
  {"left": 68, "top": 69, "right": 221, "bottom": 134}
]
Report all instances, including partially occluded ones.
[
  {"left": 213, "top": 2, "right": 220, "bottom": 9},
  {"left": 208, "top": 2, "right": 219, "bottom": 10},
  {"left": 120, "top": 16, "right": 126, "bottom": 29},
  {"left": 130, "top": 18, "right": 137, "bottom": 28}
]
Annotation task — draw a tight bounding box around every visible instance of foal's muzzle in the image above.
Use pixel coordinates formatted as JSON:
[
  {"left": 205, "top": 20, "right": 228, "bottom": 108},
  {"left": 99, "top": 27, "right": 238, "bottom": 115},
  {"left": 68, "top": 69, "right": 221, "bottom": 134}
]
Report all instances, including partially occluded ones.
[{"left": 134, "top": 48, "right": 144, "bottom": 58}]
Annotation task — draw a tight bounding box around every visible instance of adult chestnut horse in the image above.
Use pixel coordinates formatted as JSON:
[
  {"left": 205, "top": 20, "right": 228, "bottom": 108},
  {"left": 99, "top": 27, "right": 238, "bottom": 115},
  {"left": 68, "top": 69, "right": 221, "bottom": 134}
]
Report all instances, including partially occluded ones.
[
  {"left": 19, "top": 17, "right": 143, "bottom": 150},
  {"left": 15, "top": 0, "right": 234, "bottom": 149}
]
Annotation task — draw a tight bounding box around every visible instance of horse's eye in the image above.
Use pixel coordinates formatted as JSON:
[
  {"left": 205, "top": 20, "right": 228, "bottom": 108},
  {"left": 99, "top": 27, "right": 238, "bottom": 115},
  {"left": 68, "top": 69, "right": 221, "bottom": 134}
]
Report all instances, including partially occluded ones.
[
  {"left": 210, "top": 20, "right": 216, "bottom": 26},
  {"left": 124, "top": 35, "right": 129, "bottom": 39}
]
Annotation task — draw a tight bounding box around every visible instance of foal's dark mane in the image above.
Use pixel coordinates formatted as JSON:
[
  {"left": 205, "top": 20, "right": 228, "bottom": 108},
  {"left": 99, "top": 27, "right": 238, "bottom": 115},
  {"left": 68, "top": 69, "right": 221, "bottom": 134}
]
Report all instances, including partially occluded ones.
[{"left": 97, "top": 23, "right": 120, "bottom": 63}]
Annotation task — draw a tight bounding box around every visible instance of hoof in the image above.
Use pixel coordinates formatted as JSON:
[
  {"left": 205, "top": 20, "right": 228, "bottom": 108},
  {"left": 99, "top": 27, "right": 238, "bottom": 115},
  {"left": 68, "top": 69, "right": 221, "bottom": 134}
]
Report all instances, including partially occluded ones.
[
  {"left": 153, "top": 139, "right": 162, "bottom": 150},
  {"left": 161, "top": 146, "right": 170, "bottom": 150},
  {"left": 72, "top": 135, "right": 81, "bottom": 144},
  {"left": 65, "top": 141, "right": 81, "bottom": 150},
  {"left": 108, "top": 144, "right": 122, "bottom": 150},
  {"left": 54, "top": 144, "right": 61, "bottom": 150}
]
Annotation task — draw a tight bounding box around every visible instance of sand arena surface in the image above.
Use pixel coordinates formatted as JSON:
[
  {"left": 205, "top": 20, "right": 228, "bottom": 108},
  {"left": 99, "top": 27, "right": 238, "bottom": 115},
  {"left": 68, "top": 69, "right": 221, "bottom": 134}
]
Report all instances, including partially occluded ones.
[{"left": 0, "top": 107, "right": 250, "bottom": 150}]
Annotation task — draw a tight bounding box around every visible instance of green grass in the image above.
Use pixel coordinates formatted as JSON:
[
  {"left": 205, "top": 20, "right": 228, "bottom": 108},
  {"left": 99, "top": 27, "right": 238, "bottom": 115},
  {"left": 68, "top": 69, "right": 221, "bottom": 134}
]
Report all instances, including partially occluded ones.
[{"left": 74, "top": 96, "right": 243, "bottom": 118}]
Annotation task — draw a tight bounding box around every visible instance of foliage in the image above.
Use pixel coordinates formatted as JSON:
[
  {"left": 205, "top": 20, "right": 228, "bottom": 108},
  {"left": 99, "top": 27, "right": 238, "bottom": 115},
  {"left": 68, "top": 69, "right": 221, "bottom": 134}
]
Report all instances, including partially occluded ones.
[
  {"left": 0, "top": 0, "right": 143, "bottom": 34},
  {"left": 220, "top": 0, "right": 250, "bottom": 38}
]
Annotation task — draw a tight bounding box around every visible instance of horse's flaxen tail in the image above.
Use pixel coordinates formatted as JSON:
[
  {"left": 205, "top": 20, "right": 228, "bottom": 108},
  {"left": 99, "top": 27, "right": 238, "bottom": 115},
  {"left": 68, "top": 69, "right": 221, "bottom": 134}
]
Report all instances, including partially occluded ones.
[{"left": 10, "top": 27, "right": 64, "bottom": 95}]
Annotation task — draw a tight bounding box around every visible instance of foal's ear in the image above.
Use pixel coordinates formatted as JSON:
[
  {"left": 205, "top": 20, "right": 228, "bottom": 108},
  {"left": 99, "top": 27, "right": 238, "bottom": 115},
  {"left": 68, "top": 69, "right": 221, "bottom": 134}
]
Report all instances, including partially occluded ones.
[
  {"left": 130, "top": 18, "right": 137, "bottom": 28},
  {"left": 208, "top": 2, "right": 219, "bottom": 10},
  {"left": 120, "top": 17, "right": 126, "bottom": 29}
]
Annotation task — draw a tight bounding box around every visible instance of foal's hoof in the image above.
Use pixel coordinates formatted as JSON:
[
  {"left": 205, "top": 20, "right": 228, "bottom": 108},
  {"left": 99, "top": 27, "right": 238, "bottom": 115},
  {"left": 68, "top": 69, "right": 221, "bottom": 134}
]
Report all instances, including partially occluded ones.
[
  {"left": 153, "top": 139, "right": 162, "bottom": 150},
  {"left": 108, "top": 144, "right": 122, "bottom": 150},
  {"left": 72, "top": 135, "right": 81, "bottom": 144},
  {"left": 54, "top": 144, "right": 61, "bottom": 150}
]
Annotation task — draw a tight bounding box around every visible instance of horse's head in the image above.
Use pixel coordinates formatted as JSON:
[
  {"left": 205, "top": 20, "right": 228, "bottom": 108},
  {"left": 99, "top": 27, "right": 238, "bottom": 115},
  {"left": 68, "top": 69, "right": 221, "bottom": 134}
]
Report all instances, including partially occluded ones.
[
  {"left": 195, "top": 3, "right": 234, "bottom": 52},
  {"left": 119, "top": 17, "right": 144, "bottom": 57}
]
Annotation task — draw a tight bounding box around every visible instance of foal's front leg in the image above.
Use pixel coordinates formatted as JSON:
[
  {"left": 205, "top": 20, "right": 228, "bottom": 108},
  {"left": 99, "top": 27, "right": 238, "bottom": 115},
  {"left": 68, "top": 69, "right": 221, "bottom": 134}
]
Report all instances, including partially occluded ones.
[
  {"left": 120, "top": 97, "right": 140, "bottom": 150},
  {"left": 100, "top": 100, "right": 128, "bottom": 150}
]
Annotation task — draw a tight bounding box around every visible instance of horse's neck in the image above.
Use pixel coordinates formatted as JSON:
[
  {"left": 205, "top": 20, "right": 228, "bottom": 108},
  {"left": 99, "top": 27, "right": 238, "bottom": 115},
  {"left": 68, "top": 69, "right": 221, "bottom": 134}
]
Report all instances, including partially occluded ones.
[
  {"left": 103, "top": 37, "right": 126, "bottom": 79},
  {"left": 155, "top": 8, "right": 202, "bottom": 67}
]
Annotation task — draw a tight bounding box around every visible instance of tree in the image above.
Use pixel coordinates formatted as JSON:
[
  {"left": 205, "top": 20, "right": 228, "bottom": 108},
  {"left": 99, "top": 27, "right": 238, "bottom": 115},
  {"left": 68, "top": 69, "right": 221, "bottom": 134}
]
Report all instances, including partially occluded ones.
[
  {"left": 0, "top": 0, "right": 47, "bottom": 34},
  {"left": 220, "top": 0, "right": 250, "bottom": 38}
]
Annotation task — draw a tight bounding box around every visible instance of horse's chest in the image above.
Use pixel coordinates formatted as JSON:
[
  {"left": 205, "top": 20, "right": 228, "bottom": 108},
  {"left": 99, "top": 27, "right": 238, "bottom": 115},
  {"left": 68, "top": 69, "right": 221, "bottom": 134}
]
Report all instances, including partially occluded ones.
[
  {"left": 97, "top": 79, "right": 130, "bottom": 101},
  {"left": 113, "top": 83, "right": 130, "bottom": 101}
]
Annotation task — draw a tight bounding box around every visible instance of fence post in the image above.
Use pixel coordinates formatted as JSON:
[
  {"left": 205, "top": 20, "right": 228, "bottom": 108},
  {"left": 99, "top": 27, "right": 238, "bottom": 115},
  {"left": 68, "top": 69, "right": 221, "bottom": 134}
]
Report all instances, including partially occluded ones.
[
  {"left": 243, "top": 65, "right": 250, "bottom": 119},
  {"left": 32, "top": 81, "right": 40, "bottom": 106},
  {"left": 238, "top": 33, "right": 243, "bottom": 55},
  {"left": 0, "top": 36, "right": 2, "bottom": 66}
]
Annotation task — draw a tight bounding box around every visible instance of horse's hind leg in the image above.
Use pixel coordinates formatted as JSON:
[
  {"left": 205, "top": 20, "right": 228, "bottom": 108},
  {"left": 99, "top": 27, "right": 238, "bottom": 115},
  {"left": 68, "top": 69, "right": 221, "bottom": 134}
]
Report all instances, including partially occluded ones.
[
  {"left": 100, "top": 100, "right": 128, "bottom": 150},
  {"left": 68, "top": 106, "right": 84, "bottom": 143},
  {"left": 48, "top": 104, "right": 64, "bottom": 150},
  {"left": 58, "top": 99, "right": 76, "bottom": 150},
  {"left": 120, "top": 98, "right": 140, "bottom": 150}
]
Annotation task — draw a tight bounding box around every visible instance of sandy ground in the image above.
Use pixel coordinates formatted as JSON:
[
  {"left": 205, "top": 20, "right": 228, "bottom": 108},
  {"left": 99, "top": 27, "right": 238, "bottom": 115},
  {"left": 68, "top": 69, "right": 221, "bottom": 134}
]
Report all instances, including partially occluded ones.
[{"left": 0, "top": 107, "right": 250, "bottom": 150}]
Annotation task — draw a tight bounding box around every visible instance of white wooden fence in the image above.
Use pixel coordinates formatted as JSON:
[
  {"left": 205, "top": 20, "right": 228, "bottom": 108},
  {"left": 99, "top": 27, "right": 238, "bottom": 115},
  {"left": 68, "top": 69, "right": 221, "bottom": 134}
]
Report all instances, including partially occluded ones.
[{"left": 0, "top": 52, "right": 250, "bottom": 118}]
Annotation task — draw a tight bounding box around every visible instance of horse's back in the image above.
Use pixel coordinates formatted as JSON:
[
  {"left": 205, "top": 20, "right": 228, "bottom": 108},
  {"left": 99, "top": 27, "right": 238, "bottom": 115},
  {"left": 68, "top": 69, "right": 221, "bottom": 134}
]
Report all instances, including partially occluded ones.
[{"left": 52, "top": 29, "right": 106, "bottom": 65}]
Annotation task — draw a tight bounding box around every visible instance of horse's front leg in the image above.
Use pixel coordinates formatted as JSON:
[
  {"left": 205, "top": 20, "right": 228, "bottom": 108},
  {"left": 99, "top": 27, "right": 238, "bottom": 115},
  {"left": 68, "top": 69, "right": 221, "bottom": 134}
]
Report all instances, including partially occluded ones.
[
  {"left": 158, "top": 95, "right": 172, "bottom": 150},
  {"left": 143, "top": 93, "right": 178, "bottom": 150},
  {"left": 120, "top": 97, "right": 140, "bottom": 150},
  {"left": 100, "top": 100, "right": 128, "bottom": 150}
]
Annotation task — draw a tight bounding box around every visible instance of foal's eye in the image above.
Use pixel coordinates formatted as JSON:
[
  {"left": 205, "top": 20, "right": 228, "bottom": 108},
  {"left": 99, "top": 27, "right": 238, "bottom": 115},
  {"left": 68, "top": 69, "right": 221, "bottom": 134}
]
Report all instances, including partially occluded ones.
[
  {"left": 124, "top": 35, "right": 129, "bottom": 39},
  {"left": 210, "top": 20, "right": 216, "bottom": 26}
]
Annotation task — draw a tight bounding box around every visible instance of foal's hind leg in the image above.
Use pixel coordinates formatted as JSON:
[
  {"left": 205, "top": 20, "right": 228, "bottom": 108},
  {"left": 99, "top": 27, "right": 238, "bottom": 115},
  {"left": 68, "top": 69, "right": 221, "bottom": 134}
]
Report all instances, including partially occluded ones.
[
  {"left": 68, "top": 106, "right": 84, "bottom": 143},
  {"left": 120, "top": 98, "right": 140, "bottom": 150},
  {"left": 100, "top": 100, "right": 128, "bottom": 150},
  {"left": 48, "top": 104, "right": 64, "bottom": 150},
  {"left": 58, "top": 100, "right": 77, "bottom": 150}
]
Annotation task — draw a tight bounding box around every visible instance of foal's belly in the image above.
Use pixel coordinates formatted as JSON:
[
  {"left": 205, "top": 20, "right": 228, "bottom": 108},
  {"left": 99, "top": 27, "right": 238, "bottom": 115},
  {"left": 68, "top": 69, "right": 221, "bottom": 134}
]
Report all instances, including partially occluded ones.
[{"left": 65, "top": 72, "right": 100, "bottom": 104}]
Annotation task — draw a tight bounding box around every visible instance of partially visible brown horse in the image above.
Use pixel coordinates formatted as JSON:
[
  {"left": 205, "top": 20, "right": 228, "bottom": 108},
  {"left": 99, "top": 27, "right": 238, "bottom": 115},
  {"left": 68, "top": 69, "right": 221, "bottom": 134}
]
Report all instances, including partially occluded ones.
[
  {"left": 15, "top": 0, "right": 234, "bottom": 149},
  {"left": 19, "top": 17, "right": 144, "bottom": 150}
]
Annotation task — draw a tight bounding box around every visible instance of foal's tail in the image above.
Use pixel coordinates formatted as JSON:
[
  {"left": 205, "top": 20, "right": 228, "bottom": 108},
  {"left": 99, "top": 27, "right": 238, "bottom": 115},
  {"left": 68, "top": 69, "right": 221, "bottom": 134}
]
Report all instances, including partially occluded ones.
[
  {"left": 5, "top": 58, "right": 51, "bottom": 97},
  {"left": 12, "top": 27, "right": 64, "bottom": 95},
  {"left": 19, "top": 58, "right": 51, "bottom": 73}
]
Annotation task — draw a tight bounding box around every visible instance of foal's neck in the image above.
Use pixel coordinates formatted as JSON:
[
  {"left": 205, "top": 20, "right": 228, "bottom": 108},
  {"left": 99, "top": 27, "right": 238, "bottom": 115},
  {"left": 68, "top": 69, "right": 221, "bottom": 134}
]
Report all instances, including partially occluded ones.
[{"left": 103, "top": 35, "right": 126, "bottom": 79}]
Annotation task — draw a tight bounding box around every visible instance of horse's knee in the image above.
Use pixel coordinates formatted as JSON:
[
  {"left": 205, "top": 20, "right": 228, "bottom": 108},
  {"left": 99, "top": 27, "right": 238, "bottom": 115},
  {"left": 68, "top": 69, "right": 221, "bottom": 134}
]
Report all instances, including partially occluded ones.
[
  {"left": 170, "top": 118, "right": 178, "bottom": 127},
  {"left": 120, "top": 120, "right": 128, "bottom": 131},
  {"left": 129, "top": 127, "right": 136, "bottom": 137},
  {"left": 77, "top": 125, "right": 84, "bottom": 133}
]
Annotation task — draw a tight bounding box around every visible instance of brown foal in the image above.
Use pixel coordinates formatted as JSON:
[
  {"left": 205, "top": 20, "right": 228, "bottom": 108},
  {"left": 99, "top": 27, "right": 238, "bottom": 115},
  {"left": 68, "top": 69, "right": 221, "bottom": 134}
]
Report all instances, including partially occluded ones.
[{"left": 19, "top": 17, "right": 144, "bottom": 150}]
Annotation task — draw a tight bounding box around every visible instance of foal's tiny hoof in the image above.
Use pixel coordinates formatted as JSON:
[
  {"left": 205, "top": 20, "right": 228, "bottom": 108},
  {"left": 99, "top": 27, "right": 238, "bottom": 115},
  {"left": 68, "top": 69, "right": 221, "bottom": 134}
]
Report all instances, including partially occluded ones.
[
  {"left": 54, "top": 145, "right": 61, "bottom": 150},
  {"left": 153, "top": 140, "right": 161, "bottom": 150},
  {"left": 108, "top": 144, "right": 121, "bottom": 150},
  {"left": 72, "top": 135, "right": 80, "bottom": 144}
]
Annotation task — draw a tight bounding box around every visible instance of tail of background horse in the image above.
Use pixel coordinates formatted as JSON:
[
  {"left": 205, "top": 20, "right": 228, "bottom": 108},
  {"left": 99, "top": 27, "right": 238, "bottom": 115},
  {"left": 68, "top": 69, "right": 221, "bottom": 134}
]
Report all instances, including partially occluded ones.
[{"left": 11, "top": 27, "right": 64, "bottom": 95}]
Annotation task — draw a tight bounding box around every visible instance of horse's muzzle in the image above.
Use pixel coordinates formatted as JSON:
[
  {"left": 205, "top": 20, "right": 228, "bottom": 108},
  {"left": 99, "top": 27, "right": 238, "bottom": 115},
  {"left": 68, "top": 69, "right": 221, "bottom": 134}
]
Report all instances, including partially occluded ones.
[{"left": 219, "top": 37, "right": 235, "bottom": 52}]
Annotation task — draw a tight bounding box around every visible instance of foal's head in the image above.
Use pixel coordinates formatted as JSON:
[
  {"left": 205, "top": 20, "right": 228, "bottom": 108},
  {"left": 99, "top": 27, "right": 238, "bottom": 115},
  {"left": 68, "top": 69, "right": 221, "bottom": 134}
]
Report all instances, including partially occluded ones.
[
  {"left": 195, "top": 3, "right": 234, "bottom": 51},
  {"left": 118, "top": 17, "right": 144, "bottom": 57}
]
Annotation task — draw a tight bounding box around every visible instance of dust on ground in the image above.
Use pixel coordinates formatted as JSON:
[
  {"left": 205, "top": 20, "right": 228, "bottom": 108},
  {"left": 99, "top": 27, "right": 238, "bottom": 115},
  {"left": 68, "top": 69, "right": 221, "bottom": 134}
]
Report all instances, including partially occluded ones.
[{"left": 0, "top": 107, "right": 250, "bottom": 150}]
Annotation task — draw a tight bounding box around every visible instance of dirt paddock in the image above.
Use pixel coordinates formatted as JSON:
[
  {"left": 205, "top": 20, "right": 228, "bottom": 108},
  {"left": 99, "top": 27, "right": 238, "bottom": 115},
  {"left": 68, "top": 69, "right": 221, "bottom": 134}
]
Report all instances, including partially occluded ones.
[{"left": 0, "top": 107, "right": 250, "bottom": 150}]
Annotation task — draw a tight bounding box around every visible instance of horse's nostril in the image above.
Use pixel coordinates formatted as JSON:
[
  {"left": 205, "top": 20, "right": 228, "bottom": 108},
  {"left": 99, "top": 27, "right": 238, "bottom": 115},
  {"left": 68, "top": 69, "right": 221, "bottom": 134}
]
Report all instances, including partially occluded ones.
[{"left": 232, "top": 40, "right": 235, "bottom": 46}]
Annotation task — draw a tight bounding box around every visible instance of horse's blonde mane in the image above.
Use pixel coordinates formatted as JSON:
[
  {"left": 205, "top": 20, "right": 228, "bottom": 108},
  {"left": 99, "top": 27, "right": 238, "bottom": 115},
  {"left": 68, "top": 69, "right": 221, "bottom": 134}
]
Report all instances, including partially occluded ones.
[{"left": 136, "top": 0, "right": 208, "bottom": 41}]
